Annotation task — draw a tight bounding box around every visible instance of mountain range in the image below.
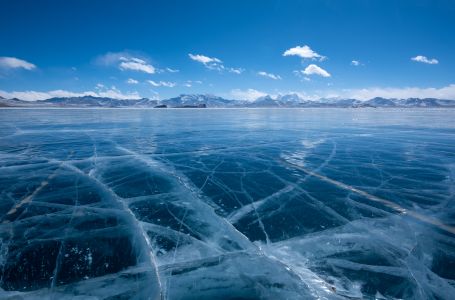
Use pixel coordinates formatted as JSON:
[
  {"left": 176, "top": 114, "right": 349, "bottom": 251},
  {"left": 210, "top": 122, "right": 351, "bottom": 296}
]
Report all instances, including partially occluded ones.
[{"left": 1, "top": 94, "right": 455, "bottom": 108}]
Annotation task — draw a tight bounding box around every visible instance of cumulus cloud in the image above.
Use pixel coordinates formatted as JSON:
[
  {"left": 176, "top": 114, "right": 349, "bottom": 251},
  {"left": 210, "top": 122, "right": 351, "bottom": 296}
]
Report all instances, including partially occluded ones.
[
  {"left": 147, "top": 80, "right": 176, "bottom": 87},
  {"left": 126, "top": 78, "right": 139, "bottom": 84},
  {"left": 0, "top": 57, "right": 36, "bottom": 70},
  {"left": 96, "top": 52, "right": 156, "bottom": 74},
  {"left": 283, "top": 45, "right": 325, "bottom": 61},
  {"left": 119, "top": 59, "right": 155, "bottom": 74},
  {"left": 257, "top": 71, "right": 281, "bottom": 80},
  {"left": 301, "top": 64, "right": 331, "bottom": 77},
  {"left": 230, "top": 88, "right": 267, "bottom": 101},
  {"left": 0, "top": 88, "right": 142, "bottom": 101},
  {"left": 411, "top": 55, "right": 438, "bottom": 65}
]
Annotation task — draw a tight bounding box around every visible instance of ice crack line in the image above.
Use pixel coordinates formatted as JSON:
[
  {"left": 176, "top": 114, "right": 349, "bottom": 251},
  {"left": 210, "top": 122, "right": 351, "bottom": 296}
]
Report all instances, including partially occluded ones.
[
  {"left": 51, "top": 177, "right": 81, "bottom": 288},
  {"left": 59, "top": 162, "right": 164, "bottom": 299},
  {"left": 282, "top": 159, "right": 455, "bottom": 235},
  {"left": 2, "top": 151, "right": 75, "bottom": 224}
]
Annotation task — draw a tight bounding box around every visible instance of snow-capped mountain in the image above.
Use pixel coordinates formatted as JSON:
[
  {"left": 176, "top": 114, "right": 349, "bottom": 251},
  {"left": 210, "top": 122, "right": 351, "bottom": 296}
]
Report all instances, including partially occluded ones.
[
  {"left": 39, "top": 96, "right": 158, "bottom": 107},
  {"left": 161, "top": 94, "right": 241, "bottom": 107},
  {"left": 1, "top": 94, "right": 454, "bottom": 108},
  {"left": 250, "top": 95, "right": 282, "bottom": 107},
  {"left": 365, "top": 97, "right": 398, "bottom": 107}
]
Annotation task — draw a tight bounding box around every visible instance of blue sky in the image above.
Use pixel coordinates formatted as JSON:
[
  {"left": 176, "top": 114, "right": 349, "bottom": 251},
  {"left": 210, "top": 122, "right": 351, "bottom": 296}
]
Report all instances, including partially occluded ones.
[{"left": 0, "top": 0, "right": 454, "bottom": 101}]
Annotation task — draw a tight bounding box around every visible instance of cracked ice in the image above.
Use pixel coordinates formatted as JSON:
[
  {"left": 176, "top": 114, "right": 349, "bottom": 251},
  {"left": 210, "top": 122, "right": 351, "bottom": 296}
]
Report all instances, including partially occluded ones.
[{"left": 0, "top": 108, "right": 455, "bottom": 299}]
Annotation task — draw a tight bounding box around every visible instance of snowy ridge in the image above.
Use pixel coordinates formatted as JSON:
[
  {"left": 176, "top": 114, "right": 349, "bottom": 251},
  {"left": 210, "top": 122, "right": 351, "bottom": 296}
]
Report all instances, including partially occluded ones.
[{"left": 1, "top": 94, "right": 455, "bottom": 108}]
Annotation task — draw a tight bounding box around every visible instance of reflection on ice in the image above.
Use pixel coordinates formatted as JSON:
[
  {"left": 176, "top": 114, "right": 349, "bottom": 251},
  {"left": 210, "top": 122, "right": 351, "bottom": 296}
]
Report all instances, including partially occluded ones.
[{"left": 0, "top": 108, "right": 455, "bottom": 299}]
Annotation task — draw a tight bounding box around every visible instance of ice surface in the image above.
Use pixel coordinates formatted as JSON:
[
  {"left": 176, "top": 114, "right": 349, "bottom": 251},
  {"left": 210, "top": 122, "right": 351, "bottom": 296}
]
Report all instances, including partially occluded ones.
[{"left": 0, "top": 108, "right": 455, "bottom": 299}]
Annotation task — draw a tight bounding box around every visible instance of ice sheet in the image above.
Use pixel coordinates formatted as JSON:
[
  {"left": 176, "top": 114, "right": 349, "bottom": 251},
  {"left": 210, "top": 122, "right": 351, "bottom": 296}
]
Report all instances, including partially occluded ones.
[{"left": 1, "top": 108, "right": 454, "bottom": 299}]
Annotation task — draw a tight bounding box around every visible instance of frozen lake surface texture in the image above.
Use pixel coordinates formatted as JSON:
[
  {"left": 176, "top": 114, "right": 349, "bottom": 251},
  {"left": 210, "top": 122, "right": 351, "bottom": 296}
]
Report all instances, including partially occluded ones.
[{"left": 0, "top": 108, "right": 454, "bottom": 300}]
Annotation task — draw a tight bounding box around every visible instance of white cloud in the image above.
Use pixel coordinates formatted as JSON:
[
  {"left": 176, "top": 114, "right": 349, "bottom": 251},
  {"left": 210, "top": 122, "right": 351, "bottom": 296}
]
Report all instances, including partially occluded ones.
[
  {"left": 228, "top": 67, "right": 244, "bottom": 74},
  {"left": 227, "top": 84, "right": 455, "bottom": 102},
  {"left": 188, "top": 53, "right": 246, "bottom": 76},
  {"left": 95, "top": 52, "right": 124, "bottom": 65},
  {"left": 0, "top": 57, "right": 36, "bottom": 70},
  {"left": 338, "top": 84, "right": 455, "bottom": 100},
  {"left": 156, "top": 67, "right": 180, "bottom": 73},
  {"left": 127, "top": 78, "right": 139, "bottom": 84},
  {"left": 147, "top": 80, "right": 176, "bottom": 87},
  {"left": 183, "top": 80, "right": 203, "bottom": 87},
  {"left": 165, "top": 67, "right": 179, "bottom": 73},
  {"left": 98, "top": 88, "right": 141, "bottom": 100},
  {"left": 230, "top": 88, "right": 267, "bottom": 101},
  {"left": 293, "top": 69, "right": 322, "bottom": 82},
  {"left": 283, "top": 45, "right": 325, "bottom": 61},
  {"left": 0, "top": 88, "right": 142, "bottom": 101},
  {"left": 257, "top": 71, "right": 281, "bottom": 80},
  {"left": 351, "top": 60, "right": 360, "bottom": 66},
  {"left": 121, "top": 57, "right": 146, "bottom": 64},
  {"left": 189, "top": 53, "right": 242, "bottom": 73},
  {"left": 119, "top": 61, "right": 155, "bottom": 74},
  {"left": 302, "top": 64, "right": 331, "bottom": 77},
  {"left": 270, "top": 84, "right": 455, "bottom": 101},
  {"left": 96, "top": 52, "right": 156, "bottom": 74},
  {"left": 188, "top": 53, "right": 222, "bottom": 65},
  {"left": 411, "top": 55, "right": 438, "bottom": 65}
]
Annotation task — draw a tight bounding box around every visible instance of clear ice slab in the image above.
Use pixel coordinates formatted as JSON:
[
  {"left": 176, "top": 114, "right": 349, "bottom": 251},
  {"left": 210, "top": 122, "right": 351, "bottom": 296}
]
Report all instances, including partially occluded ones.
[{"left": 1, "top": 108, "right": 455, "bottom": 299}]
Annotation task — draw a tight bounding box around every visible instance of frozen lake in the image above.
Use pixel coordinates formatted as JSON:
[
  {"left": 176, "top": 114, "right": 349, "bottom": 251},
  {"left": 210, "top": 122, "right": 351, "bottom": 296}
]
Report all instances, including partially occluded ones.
[{"left": 0, "top": 108, "right": 454, "bottom": 299}]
